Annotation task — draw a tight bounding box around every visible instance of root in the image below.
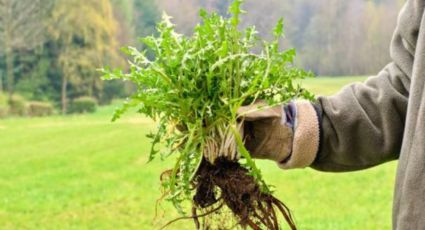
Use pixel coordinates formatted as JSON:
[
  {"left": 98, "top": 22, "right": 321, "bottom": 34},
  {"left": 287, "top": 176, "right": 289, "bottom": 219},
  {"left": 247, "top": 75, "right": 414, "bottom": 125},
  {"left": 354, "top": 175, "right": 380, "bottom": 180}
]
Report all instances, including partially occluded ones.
[
  {"left": 160, "top": 202, "right": 224, "bottom": 230},
  {"left": 159, "top": 158, "right": 296, "bottom": 230},
  {"left": 192, "top": 158, "right": 296, "bottom": 230}
]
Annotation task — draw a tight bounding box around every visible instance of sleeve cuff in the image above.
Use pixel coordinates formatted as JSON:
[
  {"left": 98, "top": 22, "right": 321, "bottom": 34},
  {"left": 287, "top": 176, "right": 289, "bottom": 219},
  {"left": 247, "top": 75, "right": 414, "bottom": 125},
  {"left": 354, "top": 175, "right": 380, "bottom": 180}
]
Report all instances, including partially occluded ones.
[{"left": 278, "top": 100, "right": 320, "bottom": 169}]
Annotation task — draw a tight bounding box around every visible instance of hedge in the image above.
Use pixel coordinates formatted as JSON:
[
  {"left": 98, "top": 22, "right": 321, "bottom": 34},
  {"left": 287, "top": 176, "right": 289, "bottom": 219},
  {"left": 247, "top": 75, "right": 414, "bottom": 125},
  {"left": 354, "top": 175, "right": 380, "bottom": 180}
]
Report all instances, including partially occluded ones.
[
  {"left": 69, "top": 97, "right": 97, "bottom": 114},
  {"left": 28, "top": 101, "right": 54, "bottom": 117}
]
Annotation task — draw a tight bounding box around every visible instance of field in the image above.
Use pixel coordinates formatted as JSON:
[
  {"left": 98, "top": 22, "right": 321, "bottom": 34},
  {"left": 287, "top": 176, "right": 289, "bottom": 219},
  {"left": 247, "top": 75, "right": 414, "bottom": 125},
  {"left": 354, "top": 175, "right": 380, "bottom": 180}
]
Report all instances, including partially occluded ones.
[{"left": 0, "top": 76, "right": 397, "bottom": 230}]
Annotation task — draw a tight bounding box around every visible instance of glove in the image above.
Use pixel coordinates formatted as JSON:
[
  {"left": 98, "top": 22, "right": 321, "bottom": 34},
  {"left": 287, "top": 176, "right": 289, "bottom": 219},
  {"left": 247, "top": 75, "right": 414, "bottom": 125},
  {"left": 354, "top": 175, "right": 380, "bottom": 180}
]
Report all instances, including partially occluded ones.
[{"left": 238, "top": 100, "right": 320, "bottom": 169}]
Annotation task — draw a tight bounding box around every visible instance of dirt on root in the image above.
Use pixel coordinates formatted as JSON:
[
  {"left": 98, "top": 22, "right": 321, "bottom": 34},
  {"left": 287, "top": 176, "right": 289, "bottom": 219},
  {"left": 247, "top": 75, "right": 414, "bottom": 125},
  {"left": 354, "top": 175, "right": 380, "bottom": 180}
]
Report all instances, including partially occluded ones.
[{"left": 190, "top": 158, "right": 297, "bottom": 230}]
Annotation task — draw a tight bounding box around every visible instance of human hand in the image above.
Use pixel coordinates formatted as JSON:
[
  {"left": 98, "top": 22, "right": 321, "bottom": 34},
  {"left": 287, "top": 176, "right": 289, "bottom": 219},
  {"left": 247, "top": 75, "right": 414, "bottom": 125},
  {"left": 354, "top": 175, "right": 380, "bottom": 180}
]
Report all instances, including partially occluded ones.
[{"left": 238, "top": 100, "right": 320, "bottom": 169}]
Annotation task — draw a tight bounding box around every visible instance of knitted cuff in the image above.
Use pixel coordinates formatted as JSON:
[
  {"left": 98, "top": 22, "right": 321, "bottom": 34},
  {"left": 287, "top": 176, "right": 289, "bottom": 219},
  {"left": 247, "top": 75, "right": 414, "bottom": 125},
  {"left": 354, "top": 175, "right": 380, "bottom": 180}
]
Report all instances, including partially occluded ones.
[{"left": 278, "top": 100, "right": 320, "bottom": 169}]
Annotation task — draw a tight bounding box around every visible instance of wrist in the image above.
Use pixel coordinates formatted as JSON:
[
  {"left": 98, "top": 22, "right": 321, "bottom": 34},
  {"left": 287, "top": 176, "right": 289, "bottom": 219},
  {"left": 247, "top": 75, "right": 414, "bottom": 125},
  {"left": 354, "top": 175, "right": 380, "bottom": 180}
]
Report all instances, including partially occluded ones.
[{"left": 277, "top": 100, "right": 320, "bottom": 169}]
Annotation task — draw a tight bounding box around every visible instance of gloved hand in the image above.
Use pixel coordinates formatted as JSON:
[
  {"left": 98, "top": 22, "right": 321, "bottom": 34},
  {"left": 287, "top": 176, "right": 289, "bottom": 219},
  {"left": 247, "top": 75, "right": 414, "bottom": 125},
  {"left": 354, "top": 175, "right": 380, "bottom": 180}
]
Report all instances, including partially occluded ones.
[{"left": 238, "top": 100, "right": 321, "bottom": 169}]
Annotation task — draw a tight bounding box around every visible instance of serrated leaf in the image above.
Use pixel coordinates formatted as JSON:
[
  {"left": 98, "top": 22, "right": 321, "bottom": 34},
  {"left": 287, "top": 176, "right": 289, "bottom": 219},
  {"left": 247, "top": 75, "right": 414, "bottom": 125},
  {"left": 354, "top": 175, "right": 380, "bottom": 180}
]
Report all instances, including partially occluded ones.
[
  {"left": 273, "top": 18, "right": 285, "bottom": 38},
  {"left": 229, "top": 0, "right": 245, "bottom": 27}
]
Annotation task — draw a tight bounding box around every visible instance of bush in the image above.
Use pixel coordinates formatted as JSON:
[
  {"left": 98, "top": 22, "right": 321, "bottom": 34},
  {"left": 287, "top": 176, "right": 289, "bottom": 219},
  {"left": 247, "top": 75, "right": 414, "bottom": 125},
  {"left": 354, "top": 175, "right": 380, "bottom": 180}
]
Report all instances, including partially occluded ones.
[
  {"left": 9, "top": 95, "right": 27, "bottom": 116},
  {"left": 28, "top": 101, "right": 54, "bottom": 117},
  {"left": 69, "top": 97, "right": 97, "bottom": 114}
]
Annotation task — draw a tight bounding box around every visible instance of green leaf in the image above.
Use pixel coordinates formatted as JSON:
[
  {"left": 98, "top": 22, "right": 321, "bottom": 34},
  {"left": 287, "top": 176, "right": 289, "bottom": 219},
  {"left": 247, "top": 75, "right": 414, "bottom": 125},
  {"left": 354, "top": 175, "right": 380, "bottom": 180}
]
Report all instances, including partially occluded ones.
[
  {"left": 273, "top": 18, "right": 285, "bottom": 38},
  {"left": 161, "top": 11, "right": 174, "bottom": 28},
  {"left": 229, "top": 0, "right": 245, "bottom": 27}
]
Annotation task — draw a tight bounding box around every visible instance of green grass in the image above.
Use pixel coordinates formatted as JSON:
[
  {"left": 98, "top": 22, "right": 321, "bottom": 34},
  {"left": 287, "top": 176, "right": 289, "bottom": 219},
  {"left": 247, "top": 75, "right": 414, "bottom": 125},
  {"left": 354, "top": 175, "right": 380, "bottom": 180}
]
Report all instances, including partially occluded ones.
[
  {"left": 301, "top": 76, "right": 368, "bottom": 96},
  {"left": 0, "top": 76, "right": 396, "bottom": 230}
]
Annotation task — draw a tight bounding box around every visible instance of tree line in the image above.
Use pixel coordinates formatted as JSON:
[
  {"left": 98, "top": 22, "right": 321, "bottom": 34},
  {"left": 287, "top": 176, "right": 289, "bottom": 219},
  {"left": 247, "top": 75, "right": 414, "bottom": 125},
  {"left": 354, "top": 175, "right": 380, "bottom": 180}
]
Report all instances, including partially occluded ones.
[
  {"left": 0, "top": 0, "right": 159, "bottom": 114},
  {"left": 0, "top": 0, "right": 403, "bottom": 114},
  {"left": 158, "top": 0, "right": 403, "bottom": 75}
]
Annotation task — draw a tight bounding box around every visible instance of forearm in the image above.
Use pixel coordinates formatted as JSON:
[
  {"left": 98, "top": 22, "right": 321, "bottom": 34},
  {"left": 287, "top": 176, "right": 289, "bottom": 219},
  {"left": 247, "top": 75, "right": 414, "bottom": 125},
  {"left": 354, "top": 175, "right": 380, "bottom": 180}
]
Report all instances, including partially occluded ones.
[{"left": 311, "top": 64, "right": 409, "bottom": 172}]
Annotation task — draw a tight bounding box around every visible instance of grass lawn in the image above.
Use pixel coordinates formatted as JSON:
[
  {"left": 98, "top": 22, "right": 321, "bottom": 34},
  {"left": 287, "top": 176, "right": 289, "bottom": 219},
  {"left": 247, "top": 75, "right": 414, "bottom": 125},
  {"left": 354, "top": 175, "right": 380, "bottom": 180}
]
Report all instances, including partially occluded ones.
[{"left": 0, "top": 76, "right": 397, "bottom": 230}]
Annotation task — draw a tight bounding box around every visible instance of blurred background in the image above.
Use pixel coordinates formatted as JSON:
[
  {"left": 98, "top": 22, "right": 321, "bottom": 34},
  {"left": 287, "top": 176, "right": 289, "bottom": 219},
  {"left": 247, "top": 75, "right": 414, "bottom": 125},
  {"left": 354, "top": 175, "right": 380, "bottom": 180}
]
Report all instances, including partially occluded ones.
[{"left": 0, "top": 0, "right": 403, "bottom": 229}]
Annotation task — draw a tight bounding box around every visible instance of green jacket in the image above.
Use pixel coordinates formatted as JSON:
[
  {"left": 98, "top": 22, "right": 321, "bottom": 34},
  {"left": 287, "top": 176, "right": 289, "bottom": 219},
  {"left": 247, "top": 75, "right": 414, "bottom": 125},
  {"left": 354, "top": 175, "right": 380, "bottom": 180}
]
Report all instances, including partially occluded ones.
[{"left": 312, "top": 0, "right": 425, "bottom": 228}]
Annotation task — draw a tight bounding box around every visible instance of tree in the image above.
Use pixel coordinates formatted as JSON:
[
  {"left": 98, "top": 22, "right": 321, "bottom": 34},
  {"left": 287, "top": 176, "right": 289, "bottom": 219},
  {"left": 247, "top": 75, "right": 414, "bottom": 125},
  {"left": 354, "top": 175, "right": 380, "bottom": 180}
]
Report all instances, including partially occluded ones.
[
  {"left": 48, "top": 0, "right": 119, "bottom": 113},
  {"left": 14, "top": 47, "right": 54, "bottom": 101},
  {"left": 111, "top": 0, "right": 160, "bottom": 45},
  {"left": 133, "top": 0, "right": 159, "bottom": 39},
  {"left": 0, "top": 0, "right": 49, "bottom": 102},
  {"left": 110, "top": 0, "right": 135, "bottom": 46}
]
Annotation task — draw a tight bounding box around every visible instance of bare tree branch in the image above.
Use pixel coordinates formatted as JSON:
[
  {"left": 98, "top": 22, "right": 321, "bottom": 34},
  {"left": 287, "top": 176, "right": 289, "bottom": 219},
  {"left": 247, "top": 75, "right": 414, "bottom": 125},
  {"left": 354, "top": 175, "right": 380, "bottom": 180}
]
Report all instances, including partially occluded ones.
[
  {"left": 10, "top": 1, "right": 40, "bottom": 29},
  {"left": 0, "top": 0, "right": 47, "bottom": 52},
  {"left": 0, "top": 0, "right": 49, "bottom": 101}
]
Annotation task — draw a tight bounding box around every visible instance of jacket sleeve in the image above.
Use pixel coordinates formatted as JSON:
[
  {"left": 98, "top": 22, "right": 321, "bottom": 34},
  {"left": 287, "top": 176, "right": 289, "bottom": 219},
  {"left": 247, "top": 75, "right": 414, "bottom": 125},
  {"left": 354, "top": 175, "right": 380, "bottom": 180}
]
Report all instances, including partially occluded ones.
[{"left": 310, "top": 0, "right": 423, "bottom": 172}]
